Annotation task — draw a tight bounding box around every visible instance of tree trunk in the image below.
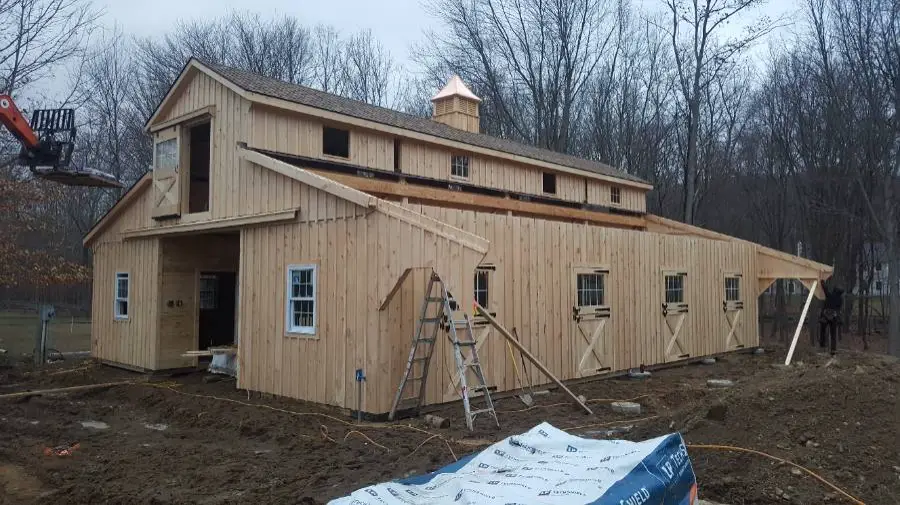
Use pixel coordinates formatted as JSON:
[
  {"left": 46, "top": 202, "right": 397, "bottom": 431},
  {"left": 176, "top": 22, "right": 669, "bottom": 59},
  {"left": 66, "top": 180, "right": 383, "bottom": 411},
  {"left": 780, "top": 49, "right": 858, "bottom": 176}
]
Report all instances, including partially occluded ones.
[
  {"left": 682, "top": 98, "right": 700, "bottom": 224},
  {"left": 887, "top": 175, "right": 900, "bottom": 357}
]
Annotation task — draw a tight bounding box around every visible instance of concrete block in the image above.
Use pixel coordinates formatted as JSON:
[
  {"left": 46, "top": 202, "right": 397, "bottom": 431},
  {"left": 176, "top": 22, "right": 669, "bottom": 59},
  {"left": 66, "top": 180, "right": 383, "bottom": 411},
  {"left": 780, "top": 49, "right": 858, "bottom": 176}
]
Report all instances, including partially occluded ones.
[
  {"left": 701, "top": 357, "right": 717, "bottom": 365},
  {"left": 707, "top": 379, "right": 734, "bottom": 388},
  {"left": 610, "top": 401, "right": 642, "bottom": 415}
]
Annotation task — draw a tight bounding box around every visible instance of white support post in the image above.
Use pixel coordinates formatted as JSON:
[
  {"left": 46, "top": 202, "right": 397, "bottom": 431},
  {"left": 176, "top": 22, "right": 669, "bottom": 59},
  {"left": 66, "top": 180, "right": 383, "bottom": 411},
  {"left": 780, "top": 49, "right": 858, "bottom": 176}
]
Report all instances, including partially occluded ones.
[{"left": 785, "top": 280, "right": 818, "bottom": 366}]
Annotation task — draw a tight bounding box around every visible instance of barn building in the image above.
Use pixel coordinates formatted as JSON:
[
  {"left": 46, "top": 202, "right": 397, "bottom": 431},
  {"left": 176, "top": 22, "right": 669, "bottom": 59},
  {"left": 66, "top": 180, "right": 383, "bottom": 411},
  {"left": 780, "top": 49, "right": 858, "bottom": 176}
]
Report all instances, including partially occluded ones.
[{"left": 83, "top": 59, "right": 832, "bottom": 415}]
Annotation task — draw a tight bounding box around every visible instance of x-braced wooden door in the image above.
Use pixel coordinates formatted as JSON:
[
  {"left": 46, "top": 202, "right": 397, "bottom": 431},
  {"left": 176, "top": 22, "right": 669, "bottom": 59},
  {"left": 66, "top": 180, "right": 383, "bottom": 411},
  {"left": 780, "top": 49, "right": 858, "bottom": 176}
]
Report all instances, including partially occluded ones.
[
  {"left": 662, "top": 271, "right": 690, "bottom": 362},
  {"left": 723, "top": 274, "right": 745, "bottom": 350},
  {"left": 573, "top": 267, "right": 612, "bottom": 377}
]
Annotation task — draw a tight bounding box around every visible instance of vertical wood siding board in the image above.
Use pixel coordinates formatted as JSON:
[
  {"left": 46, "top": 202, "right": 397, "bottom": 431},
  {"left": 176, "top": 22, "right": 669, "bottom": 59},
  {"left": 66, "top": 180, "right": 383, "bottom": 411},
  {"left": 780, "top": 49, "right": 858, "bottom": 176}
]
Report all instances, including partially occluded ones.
[{"left": 364, "top": 213, "right": 379, "bottom": 411}]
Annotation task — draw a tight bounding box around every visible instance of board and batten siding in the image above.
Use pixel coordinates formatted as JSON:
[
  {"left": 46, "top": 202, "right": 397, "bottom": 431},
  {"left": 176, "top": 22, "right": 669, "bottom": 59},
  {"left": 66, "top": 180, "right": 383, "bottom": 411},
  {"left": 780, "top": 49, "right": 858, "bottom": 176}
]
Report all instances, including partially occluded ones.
[
  {"left": 380, "top": 204, "right": 757, "bottom": 408},
  {"left": 246, "top": 105, "right": 647, "bottom": 214},
  {"left": 90, "top": 194, "right": 160, "bottom": 370},
  {"left": 237, "top": 182, "right": 485, "bottom": 413}
]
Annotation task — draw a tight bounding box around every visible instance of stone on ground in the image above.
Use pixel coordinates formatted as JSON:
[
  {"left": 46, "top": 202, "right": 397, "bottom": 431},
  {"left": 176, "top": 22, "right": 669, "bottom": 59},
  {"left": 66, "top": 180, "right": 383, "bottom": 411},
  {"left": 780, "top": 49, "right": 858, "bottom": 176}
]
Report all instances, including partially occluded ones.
[
  {"left": 707, "top": 379, "right": 734, "bottom": 388},
  {"left": 701, "top": 357, "right": 717, "bottom": 365},
  {"left": 144, "top": 423, "right": 168, "bottom": 431},
  {"left": 80, "top": 420, "right": 109, "bottom": 430},
  {"left": 610, "top": 401, "right": 642, "bottom": 415},
  {"left": 753, "top": 347, "right": 766, "bottom": 355}
]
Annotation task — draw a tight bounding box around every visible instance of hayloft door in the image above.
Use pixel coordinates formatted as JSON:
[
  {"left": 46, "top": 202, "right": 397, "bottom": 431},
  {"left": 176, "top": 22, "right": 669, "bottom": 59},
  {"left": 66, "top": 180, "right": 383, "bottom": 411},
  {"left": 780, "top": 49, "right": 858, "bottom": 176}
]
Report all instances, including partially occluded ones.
[
  {"left": 572, "top": 267, "right": 611, "bottom": 377},
  {"left": 152, "top": 126, "right": 181, "bottom": 219}
]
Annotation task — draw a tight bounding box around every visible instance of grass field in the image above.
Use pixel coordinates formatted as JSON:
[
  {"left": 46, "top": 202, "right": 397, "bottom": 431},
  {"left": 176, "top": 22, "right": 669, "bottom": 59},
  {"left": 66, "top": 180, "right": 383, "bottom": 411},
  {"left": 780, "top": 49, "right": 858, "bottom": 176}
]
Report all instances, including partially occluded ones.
[{"left": 0, "top": 311, "right": 91, "bottom": 357}]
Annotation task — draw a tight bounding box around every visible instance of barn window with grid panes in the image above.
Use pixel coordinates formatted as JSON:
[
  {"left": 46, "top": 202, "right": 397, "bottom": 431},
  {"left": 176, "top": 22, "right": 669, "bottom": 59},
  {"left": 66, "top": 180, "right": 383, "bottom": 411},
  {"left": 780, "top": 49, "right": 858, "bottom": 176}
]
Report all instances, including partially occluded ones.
[
  {"left": 474, "top": 268, "right": 490, "bottom": 309},
  {"left": 665, "top": 274, "right": 685, "bottom": 304},
  {"left": 154, "top": 138, "right": 178, "bottom": 171},
  {"left": 577, "top": 272, "right": 606, "bottom": 307},
  {"left": 286, "top": 265, "right": 317, "bottom": 335},
  {"left": 200, "top": 274, "right": 218, "bottom": 310},
  {"left": 451, "top": 155, "right": 470, "bottom": 178},
  {"left": 610, "top": 186, "right": 621, "bottom": 205},
  {"left": 725, "top": 276, "right": 741, "bottom": 302}
]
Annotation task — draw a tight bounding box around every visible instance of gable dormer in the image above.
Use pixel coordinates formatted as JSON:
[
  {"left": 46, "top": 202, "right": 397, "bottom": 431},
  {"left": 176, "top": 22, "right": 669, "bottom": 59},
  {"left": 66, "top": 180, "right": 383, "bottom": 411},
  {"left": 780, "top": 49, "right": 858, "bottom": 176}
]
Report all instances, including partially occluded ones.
[{"left": 431, "top": 76, "right": 481, "bottom": 133}]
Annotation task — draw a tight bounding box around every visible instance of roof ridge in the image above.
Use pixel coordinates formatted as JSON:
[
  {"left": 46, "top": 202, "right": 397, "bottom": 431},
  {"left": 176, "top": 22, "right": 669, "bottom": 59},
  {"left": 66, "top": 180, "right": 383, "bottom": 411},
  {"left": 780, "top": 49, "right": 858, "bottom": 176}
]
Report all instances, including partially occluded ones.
[{"left": 193, "top": 58, "right": 649, "bottom": 185}]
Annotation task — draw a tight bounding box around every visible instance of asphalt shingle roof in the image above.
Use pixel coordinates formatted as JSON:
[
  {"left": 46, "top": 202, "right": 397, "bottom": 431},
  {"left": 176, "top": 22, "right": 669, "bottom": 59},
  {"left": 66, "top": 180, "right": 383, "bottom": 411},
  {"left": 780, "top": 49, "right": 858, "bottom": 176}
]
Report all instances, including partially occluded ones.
[{"left": 201, "top": 60, "right": 648, "bottom": 185}]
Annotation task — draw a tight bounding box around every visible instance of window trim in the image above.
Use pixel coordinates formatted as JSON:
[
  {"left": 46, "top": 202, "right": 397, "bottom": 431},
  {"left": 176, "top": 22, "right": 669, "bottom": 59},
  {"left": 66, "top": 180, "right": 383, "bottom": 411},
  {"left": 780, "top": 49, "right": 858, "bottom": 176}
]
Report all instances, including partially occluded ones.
[
  {"left": 285, "top": 264, "right": 318, "bottom": 337},
  {"left": 322, "top": 125, "right": 351, "bottom": 159},
  {"left": 114, "top": 272, "right": 129, "bottom": 320},
  {"left": 724, "top": 273, "right": 742, "bottom": 303},
  {"left": 663, "top": 271, "right": 687, "bottom": 308},
  {"left": 450, "top": 154, "right": 470, "bottom": 180}
]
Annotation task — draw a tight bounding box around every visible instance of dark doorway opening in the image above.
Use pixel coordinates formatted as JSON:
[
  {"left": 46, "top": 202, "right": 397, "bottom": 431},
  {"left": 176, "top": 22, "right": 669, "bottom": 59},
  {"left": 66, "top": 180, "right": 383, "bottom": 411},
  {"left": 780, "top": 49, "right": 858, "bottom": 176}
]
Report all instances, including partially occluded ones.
[
  {"left": 198, "top": 271, "right": 237, "bottom": 349},
  {"left": 188, "top": 122, "right": 211, "bottom": 213}
]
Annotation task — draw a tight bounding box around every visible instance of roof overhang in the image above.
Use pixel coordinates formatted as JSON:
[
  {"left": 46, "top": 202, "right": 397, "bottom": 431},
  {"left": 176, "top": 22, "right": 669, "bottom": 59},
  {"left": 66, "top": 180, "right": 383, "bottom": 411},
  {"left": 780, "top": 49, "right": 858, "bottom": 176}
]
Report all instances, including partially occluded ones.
[{"left": 645, "top": 215, "right": 833, "bottom": 296}]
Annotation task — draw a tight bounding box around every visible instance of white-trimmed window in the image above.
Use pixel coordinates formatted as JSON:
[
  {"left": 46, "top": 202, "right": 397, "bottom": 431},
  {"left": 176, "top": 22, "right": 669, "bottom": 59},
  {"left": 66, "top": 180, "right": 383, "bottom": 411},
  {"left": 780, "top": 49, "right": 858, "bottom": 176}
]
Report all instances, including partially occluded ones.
[
  {"left": 664, "top": 273, "right": 685, "bottom": 304},
  {"left": 114, "top": 272, "right": 129, "bottom": 320},
  {"left": 154, "top": 138, "right": 178, "bottom": 171},
  {"left": 286, "top": 265, "right": 317, "bottom": 335},
  {"left": 451, "top": 155, "right": 470, "bottom": 179},
  {"left": 725, "top": 276, "right": 741, "bottom": 302},
  {"left": 577, "top": 272, "right": 606, "bottom": 307}
]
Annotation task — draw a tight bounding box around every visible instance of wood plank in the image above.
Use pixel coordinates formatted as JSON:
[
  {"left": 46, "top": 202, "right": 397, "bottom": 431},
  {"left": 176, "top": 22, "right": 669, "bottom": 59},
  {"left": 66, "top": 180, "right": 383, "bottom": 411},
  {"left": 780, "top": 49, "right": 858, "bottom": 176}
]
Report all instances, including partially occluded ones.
[
  {"left": 309, "top": 170, "right": 646, "bottom": 230},
  {"left": 123, "top": 210, "right": 298, "bottom": 239},
  {"left": 475, "top": 302, "right": 592, "bottom": 415}
]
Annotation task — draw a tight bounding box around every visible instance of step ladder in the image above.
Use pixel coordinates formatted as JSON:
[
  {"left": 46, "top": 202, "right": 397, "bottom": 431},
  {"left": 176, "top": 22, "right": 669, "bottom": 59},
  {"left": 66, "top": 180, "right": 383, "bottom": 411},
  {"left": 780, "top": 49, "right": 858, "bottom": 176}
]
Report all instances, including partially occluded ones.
[{"left": 388, "top": 272, "right": 499, "bottom": 431}]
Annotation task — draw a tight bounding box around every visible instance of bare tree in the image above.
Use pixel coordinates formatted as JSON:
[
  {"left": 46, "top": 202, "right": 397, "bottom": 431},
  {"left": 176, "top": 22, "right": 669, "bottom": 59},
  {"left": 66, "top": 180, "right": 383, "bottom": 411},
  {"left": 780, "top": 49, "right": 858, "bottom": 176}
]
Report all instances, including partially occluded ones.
[
  {"left": 659, "top": 0, "right": 779, "bottom": 223},
  {"left": 0, "top": 0, "right": 99, "bottom": 94},
  {"left": 416, "top": 0, "right": 616, "bottom": 152}
]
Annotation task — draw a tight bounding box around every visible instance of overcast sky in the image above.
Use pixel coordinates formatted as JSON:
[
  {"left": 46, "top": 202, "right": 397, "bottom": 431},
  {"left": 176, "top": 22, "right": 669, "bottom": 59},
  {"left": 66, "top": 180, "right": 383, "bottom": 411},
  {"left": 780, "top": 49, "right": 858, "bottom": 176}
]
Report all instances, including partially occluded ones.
[{"left": 99, "top": 0, "right": 805, "bottom": 73}]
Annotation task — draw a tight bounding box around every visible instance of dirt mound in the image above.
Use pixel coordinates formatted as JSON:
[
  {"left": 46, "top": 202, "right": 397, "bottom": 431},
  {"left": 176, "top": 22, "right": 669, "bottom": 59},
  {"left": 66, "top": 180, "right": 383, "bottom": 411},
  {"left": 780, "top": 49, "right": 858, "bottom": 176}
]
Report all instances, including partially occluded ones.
[{"left": 0, "top": 348, "right": 896, "bottom": 504}]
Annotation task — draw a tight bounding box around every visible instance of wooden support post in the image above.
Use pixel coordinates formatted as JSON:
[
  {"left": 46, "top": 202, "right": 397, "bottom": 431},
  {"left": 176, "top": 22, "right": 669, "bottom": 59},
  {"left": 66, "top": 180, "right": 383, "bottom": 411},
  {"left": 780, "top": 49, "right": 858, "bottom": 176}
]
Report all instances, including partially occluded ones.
[
  {"left": 475, "top": 302, "right": 593, "bottom": 415},
  {"left": 785, "top": 280, "right": 817, "bottom": 366}
]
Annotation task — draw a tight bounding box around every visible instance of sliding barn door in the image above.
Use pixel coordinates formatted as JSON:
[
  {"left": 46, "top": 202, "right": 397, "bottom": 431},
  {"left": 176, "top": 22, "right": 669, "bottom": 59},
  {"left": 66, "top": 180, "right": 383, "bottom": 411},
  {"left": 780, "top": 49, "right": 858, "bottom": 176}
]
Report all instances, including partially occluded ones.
[{"left": 152, "top": 127, "right": 182, "bottom": 219}]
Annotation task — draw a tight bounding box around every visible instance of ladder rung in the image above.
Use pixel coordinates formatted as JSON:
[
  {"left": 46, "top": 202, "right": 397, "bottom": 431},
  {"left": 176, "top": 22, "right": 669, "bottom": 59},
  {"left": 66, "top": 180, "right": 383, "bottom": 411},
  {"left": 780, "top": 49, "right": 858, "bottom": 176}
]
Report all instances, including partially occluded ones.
[
  {"left": 416, "top": 338, "right": 435, "bottom": 344},
  {"left": 411, "top": 357, "right": 429, "bottom": 362},
  {"left": 406, "top": 377, "right": 424, "bottom": 382},
  {"left": 422, "top": 317, "right": 442, "bottom": 323},
  {"left": 455, "top": 341, "right": 476, "bottom": 346},
  {"left": 426, "top": 297, "right": 444, "bottom": 302},
  {"left": 469, "top": 408, "right": 496, "bottom": 416},
  {"left": 451, "top": 320, "right": 470, "bottom": 325}
]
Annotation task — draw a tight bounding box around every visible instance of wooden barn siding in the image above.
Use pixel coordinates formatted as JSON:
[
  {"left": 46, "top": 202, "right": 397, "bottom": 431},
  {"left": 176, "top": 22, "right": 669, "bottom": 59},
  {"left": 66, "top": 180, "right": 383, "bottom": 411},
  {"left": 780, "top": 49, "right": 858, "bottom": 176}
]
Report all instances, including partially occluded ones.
[
  {"left": 90, "top": 190, "right": 160, "bottom": 369},
  {"left": 237, "top": 184, "right": 484, "bottom": 412},
  {"left": 249, "top": 104, "right": 393, "bottom": 171},
  {"left": 90, "top": 240, "right": 159, "bottom": 369},
  {"left": 586, "top": 180, "right": 646, "bottom": 213},
  {"left": 382, "top": 205, "right": 758, "bottom": 408},
  {"left": 156, "top": 234, "right": 240, "bottom": 369},
  {"left": 246, "top": 106, "right": 647, "bottom": 214}
]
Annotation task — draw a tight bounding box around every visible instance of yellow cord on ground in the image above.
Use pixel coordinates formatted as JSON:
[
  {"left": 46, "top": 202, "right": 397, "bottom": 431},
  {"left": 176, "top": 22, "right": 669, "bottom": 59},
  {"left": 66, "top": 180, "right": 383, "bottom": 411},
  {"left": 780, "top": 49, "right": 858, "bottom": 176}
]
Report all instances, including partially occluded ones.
[{"left": 688, "top": 444, "right": 865, "bottom": 505}]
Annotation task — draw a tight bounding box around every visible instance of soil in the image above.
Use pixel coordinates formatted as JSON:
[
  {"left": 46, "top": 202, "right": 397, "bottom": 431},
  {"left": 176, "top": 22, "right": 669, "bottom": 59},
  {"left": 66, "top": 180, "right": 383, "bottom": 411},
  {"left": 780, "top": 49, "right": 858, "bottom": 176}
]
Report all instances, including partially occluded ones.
[{"left": 0, "top": 344, "right": 897, "bottom": 505}]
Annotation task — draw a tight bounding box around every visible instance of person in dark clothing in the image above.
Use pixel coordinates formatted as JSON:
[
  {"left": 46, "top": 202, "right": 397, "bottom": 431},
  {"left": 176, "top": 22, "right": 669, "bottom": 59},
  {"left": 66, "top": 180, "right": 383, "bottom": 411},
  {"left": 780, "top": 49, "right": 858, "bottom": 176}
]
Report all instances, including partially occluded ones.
[{"left": 819, "top": 281, "right": 844, "bottom": 355}]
